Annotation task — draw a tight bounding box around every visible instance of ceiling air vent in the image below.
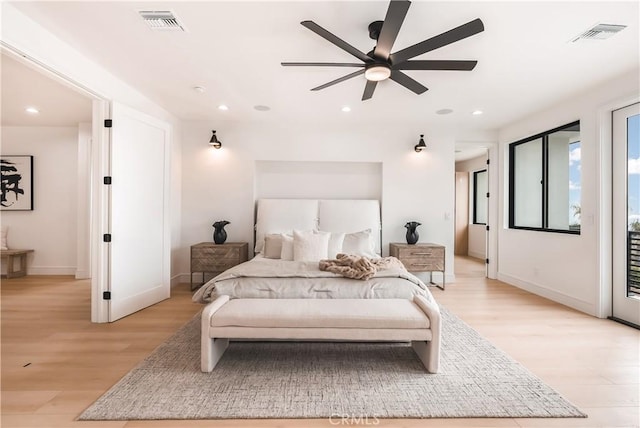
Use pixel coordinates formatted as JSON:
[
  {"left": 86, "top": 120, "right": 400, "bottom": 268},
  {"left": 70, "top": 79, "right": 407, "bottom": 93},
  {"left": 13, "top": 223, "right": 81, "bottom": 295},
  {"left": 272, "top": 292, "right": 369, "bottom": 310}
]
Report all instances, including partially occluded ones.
[
  {"left": 139, "top": 11, "right": 185, "bottom": 31},
  {"left": 571, "top": 23, "right": 626, "bottom": 42}
]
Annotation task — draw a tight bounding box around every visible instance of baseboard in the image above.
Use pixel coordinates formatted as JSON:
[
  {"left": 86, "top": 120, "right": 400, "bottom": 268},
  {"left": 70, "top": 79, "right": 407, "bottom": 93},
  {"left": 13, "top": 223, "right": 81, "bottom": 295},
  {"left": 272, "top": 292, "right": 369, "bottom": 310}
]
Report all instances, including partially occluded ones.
[
  {"left": 497, "top": 272, "right": 596, "bottom": 316},
  {"left": 75, "top": 270, "right": 90, "bottom": 279},
  {"left": 171, "top": 274, "right": 185, "bottom": 288},
  {"left": 467, "top": 250, "right": 485, "bottom": 260},
  {"left": 28, "top": 266, "right": 76, "bottom": 275}
]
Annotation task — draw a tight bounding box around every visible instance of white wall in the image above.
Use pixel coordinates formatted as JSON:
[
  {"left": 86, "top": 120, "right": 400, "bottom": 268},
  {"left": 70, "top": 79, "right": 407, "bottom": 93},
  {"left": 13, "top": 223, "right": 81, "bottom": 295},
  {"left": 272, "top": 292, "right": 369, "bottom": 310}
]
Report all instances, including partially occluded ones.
[
  {"left": 1, "top": 126, "right": 78, "bottom": 274},
  {"left": 456, "top": 154, "right": 488, "bottom": 259},
  {"left": 2, "top": 4, "right": 183, "bottom": 284},
  {"left": 180, "top": 121, "right": 456, "bottom": 283},
  {"left": 497, "top": 68, "right": 640, "bottom": 316}
]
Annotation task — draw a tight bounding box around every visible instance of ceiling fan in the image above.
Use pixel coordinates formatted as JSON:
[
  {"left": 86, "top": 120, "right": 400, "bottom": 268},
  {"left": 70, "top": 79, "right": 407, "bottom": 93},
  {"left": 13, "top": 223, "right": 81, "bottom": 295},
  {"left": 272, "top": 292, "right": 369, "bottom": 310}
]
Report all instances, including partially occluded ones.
[{"left": 281, "top": 0, "right": 484, "bottom": 101}]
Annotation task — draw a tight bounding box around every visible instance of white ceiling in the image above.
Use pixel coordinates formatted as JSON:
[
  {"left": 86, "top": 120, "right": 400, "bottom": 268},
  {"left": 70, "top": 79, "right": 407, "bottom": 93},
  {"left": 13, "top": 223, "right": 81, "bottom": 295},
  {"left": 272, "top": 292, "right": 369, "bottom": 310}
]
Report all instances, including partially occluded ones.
[
  {"left": 1, "top": 53, "right": 93, "bottom": 126},
  {"left": 6, "top": 1, "right": 639, "bottom": 136}
]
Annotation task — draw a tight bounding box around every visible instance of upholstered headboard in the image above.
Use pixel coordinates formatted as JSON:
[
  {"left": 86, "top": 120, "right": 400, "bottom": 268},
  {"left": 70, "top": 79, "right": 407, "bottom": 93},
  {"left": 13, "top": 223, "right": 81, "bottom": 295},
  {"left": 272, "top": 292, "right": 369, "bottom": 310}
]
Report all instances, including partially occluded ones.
[{"left": 255, "top": 199, "right": 381, "bottom": 254}]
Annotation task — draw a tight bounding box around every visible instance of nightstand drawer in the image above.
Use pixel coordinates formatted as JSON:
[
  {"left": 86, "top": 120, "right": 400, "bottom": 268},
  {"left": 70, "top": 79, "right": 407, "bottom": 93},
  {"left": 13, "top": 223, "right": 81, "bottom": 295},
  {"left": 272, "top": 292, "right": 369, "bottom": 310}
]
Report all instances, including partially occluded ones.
[
  {"left": 191, "top": 259, "right": 238, "bottom": 272},
  {"left": 401, "top": 257, "right": 444, "bottom": 272},
  {"left": 396, "top": 247, "right": 444, "bottom": 260},
  {"left": 193, "top": 247, "right": 241, "bottom": 258}
]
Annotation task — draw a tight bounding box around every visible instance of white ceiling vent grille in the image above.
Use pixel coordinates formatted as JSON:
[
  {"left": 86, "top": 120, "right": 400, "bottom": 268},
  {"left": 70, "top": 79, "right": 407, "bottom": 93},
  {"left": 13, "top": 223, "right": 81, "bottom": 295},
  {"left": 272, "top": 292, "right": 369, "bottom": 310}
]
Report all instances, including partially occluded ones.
[
  {"left": 571, "top": 23, "right": 626, "bottom": 42},
  {"left": 139, "top": 11, "right": 185, "bottom": 31}
]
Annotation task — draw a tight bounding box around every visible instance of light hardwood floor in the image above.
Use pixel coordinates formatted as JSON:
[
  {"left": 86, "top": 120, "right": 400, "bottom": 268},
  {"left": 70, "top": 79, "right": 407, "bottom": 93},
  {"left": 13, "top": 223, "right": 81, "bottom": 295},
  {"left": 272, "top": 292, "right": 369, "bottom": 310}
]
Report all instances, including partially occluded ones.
[{"left": 1, "top": 257, "right": 638, "bottom": 428}]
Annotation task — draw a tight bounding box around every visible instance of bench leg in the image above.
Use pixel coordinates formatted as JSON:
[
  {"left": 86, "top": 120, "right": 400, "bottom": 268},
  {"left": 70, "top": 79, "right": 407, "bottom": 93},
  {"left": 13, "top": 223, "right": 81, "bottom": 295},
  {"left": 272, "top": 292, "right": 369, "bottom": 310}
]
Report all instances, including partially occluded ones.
[
  {"left": 412, "top": 340, "right": 439, "bottom": 374},
  {"left": 201, "top": 337, "right": 229, "bottom": 372}
]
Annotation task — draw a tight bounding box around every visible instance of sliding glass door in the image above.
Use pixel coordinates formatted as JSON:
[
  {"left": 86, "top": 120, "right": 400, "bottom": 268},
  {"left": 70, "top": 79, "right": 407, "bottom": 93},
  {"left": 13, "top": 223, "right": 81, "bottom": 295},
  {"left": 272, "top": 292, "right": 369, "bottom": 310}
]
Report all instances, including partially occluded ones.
[{"left": 612, "top": 102, "right": 640, "bottom": 327}]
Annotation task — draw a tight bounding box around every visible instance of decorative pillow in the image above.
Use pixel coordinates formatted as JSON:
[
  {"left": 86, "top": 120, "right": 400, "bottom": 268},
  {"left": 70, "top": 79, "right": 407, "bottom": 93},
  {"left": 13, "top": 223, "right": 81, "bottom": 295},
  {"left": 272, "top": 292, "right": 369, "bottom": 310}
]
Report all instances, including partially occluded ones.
[
  {"left": 318, "top": 231, "right": 345, "bottom": 259},
  {"left": 342, "top": 229, "right": 377, "bottom": 258},
  {"left": 263, "top": 234, "right": 284, "bottom": 259},
  {"left": 0, "top": 226, "right": 7, "bottom": 250},
  {"left": 293, "top": 230, "right": 330, "bottom": 262},
  {"left": 280, "top": 234, "right": 294, "bottom": 261}
]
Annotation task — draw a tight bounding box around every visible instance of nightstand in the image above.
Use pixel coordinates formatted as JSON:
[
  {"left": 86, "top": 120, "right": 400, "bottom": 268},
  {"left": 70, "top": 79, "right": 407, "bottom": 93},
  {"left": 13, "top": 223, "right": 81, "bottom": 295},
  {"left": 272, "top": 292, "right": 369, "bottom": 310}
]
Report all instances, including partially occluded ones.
[
  {"left": 190, "top": 242, "right": 248, "bottom": 291},
  {"left": 389, "top": 243, "right": 446, "bottom": 290}
]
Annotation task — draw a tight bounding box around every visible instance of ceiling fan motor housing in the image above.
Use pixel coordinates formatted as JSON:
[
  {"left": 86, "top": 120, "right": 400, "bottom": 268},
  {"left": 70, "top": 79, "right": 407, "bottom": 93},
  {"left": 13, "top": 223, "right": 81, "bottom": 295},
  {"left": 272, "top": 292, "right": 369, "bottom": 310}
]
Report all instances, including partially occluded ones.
[{"left": 368, "top": 20, "right": 384, "bottom": 40}]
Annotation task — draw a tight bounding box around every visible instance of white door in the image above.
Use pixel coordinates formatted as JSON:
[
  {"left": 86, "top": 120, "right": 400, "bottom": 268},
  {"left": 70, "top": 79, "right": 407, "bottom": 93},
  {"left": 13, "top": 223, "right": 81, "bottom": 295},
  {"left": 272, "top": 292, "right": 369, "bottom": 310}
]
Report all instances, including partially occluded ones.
[
  {"left": 612, "top": 102, "right": 640, "bottom": 327},
  {"left": 108, "top": 102, "right": 171, "bottom": 321}
]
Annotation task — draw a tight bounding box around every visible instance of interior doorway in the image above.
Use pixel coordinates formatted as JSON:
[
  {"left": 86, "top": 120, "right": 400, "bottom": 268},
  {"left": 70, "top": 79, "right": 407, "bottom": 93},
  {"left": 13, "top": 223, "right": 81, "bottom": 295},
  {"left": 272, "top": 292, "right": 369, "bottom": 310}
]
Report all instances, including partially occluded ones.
[
  {"left": 454, "top": 148, "right": 489, "bottom": 273},
  {"left": 0, "top": 48, "right": 94, "bottom": 279}
]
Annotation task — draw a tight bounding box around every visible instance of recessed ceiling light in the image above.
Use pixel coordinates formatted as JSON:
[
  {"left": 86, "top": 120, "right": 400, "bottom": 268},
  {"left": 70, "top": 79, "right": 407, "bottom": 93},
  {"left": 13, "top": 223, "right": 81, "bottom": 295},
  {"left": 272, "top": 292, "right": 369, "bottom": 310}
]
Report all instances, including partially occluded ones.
[
  {"left": 25, "top": 107, "right": 39, "bottom": 114},
  {"left": 254, "top": 105, "right": 271, "bottom": 112},
  {"left": 472, "top": 110, "right": 483, "bottom": 115},
  {"left": 193, "top": 86, "right": 206, "bottom": 93},
  {"left": 436, "top": 108, "right": 453, "bottom": 115},
  {"left": 218, "top": 105, "right": 229, "bottom": 111},
  {"left": 341, "top": 106, "right": 351, "bottom": 113}
]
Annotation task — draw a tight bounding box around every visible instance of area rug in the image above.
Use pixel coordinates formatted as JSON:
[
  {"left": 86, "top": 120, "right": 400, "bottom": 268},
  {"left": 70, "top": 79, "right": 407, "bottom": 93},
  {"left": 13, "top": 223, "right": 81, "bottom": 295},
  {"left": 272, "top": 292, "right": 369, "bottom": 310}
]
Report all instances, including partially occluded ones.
[{"left": 79, "top": 307, "right": 586, "bottom": 420}]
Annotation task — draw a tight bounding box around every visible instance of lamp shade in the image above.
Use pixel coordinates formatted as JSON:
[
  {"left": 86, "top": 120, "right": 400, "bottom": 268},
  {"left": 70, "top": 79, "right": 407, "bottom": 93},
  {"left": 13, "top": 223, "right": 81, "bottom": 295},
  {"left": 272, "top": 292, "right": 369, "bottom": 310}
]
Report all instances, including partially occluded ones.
[{"left": 209, "top": 130, "right": 222, "bottom": 149}]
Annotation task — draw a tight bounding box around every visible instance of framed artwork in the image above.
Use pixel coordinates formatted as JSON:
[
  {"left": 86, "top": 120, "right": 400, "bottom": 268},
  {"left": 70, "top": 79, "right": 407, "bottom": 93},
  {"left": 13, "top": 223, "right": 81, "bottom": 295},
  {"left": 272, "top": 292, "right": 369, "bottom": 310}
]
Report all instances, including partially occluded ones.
[{"left": 1, "top": 155, "right": 34, "bottom": 211}]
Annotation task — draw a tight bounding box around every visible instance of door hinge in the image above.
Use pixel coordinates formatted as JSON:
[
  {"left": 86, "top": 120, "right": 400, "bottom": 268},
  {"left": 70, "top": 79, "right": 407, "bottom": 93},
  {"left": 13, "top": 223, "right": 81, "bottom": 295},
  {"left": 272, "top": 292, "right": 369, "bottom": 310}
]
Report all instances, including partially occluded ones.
[
  {"left": 485, "top": 258, "right": 490, "bottom": 264},
  {"left": 103, "top": 234, "right": 112, "bottom": 242},
  {"left": 103, "top": 176, "right": 112, "bottom": 185},
  {"left": 104, "top": 119, "right": 113, "bottom": 128},
  {"left": 103, "top": 291, "right": 111, "bottom": 300},
  {"left": 486, "top": 225, "right": 490, "bottom": 231},
  {"left": 486, "top": 159, "right": 490, "bottom": 165},
  {"left": 486, "top": 192, "right": 490, "bottom": 198}
]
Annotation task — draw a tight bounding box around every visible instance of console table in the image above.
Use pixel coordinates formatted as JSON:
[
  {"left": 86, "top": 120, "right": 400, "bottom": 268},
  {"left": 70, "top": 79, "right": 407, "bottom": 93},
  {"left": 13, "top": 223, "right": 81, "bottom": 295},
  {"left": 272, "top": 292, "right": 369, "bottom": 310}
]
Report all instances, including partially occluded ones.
[{"left": 1, "top": 249, "right": 34, "bottom": 279}]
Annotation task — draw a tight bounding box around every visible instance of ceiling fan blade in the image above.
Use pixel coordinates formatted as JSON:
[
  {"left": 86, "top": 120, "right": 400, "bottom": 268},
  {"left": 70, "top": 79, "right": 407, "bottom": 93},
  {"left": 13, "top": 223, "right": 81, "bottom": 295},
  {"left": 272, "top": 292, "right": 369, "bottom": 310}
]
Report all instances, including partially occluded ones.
[
  {"left": 373, "top": 0, "right": 411, "bottom": 59},
  {"left": 394, "top": 60, "right": 478, "bottom": 71},
  {"left": 311, "top": 69, "right": 365, "bottom": 91},
  {"left": 390, "top": 18, "right": 484, "bottom": 64},
  {"left": 390, "top": 70, "right": 428, "bottom": 94},
  {"left": 301, "top": 21, "right": 371, "bottom": 63},
  {"left": 362, "top": 80, "right": 378, "bottom": 100},
  {"left": 281, "top": 62, "right": 365, "bottom": 67}
]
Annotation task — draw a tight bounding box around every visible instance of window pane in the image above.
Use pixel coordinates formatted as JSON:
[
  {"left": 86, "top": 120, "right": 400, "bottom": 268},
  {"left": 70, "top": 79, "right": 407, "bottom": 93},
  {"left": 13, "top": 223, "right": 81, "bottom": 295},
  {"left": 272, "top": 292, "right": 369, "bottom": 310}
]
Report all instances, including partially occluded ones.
[
  {"left": 548, "top": 127, "right": 581, "bottom": 231},
  {"left": 474, "top": 170, "right": 487, "bottom": 224},
  {"left": 514, "top": 138, "right": 542, "bottom": 227}
]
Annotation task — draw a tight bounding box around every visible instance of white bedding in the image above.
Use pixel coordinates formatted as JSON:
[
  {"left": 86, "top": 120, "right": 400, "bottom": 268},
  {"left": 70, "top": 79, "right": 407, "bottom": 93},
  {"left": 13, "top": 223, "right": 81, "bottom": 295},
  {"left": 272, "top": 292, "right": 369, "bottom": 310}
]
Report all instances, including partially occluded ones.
[{"left": 192, "top": 255, "right": 434, "bottom": 304}]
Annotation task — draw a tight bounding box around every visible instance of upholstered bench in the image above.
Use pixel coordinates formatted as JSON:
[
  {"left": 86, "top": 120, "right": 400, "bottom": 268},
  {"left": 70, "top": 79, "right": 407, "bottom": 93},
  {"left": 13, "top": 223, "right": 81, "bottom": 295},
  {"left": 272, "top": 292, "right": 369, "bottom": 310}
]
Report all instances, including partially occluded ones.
[{"left": 201, "top": 296, "right": 441, "bottom": 373}]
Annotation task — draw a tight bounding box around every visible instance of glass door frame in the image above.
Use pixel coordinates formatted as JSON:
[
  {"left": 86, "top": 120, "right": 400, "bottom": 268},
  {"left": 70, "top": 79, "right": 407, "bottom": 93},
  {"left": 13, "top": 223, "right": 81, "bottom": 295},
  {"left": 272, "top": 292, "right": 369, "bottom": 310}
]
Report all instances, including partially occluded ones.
[{"left": 611, "top": 102, "right": 640, "bottom": 328}]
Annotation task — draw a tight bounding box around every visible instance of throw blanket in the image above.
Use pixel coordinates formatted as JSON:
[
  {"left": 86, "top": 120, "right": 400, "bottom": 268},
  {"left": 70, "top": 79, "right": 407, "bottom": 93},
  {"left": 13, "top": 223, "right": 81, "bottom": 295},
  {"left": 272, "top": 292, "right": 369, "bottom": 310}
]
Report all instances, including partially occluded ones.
[{"left": 319, "top": 254, "right": 405, "bottom": 280}]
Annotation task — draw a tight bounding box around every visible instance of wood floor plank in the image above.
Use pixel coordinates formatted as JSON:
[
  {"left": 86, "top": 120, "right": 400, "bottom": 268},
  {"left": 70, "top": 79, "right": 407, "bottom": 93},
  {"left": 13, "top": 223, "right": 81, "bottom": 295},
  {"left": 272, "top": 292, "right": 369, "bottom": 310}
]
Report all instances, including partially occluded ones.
[{"left": 2, "top": 259, "right": 638, "bottom": 428}]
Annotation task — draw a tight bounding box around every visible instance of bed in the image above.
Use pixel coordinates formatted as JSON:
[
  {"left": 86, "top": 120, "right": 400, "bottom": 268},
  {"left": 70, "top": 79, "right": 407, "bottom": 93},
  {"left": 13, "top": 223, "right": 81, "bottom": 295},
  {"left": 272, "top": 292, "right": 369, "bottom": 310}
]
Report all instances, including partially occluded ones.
[
  {"left": 193, "top": 198, "right": 434, "bottom": 303},
  {"left": 194, "top": 199, "right": 441, "bottom": 373}
]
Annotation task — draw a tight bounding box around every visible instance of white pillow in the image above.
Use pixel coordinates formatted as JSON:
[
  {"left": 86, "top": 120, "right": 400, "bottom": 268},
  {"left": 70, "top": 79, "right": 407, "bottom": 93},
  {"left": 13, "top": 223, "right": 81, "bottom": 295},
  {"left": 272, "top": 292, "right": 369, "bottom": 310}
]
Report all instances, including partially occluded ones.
[
  {"left": 318, "top": 231, "right": 345, "bottom": 259},
  {"left": 342, "top": 229, "right": 377, "bottom": 258},
  {"left": 293, "top": 230, "right": 329, "bottom": 262},
  {"left": 263, "top": 234, "right": 283, "bottom": 259},
  {"left": 280, "top": 234, "right": 294, "bottom": 261},
  {"left": 0, "top": 226, "right": 7, "bottom": 250}
]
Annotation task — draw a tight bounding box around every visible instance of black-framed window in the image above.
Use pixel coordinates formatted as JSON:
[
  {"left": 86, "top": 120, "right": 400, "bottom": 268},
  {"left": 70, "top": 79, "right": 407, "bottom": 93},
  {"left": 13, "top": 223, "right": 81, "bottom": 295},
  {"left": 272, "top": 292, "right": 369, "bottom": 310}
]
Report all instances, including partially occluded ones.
[
  {"left": 473, "top": 169, "right": 487, "bottom": 225},
  {"left": 508, "top": 121, "right": 581, "bottom": 234}
]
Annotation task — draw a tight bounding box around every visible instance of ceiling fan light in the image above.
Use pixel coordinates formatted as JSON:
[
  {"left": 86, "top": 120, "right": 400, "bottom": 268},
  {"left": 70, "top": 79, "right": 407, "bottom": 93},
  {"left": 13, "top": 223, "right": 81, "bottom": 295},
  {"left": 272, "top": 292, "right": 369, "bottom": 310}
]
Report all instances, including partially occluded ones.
[{"left": 365, "top": 65, "right": 391, "bottom": 82}]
